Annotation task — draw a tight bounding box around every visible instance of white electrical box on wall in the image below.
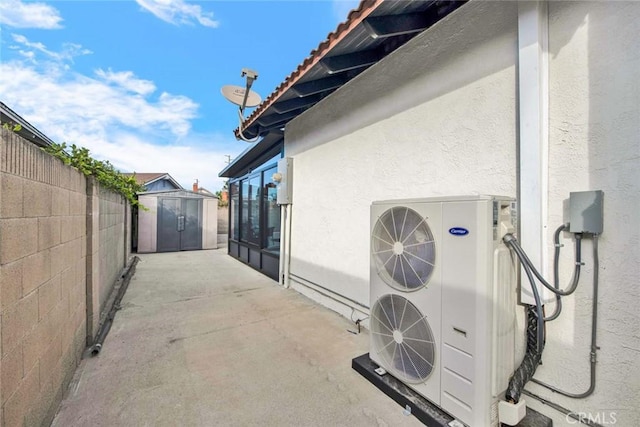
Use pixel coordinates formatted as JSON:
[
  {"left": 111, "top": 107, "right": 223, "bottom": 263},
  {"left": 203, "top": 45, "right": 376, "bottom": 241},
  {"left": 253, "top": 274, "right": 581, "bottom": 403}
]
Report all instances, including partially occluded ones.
[{"left": 276, "top": 157, "right": 293, "bottom": 205}]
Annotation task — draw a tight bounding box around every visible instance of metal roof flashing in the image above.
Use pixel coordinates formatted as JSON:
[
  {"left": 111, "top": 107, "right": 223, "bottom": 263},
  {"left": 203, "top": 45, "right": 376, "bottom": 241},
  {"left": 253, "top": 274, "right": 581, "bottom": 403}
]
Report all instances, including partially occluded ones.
[{"left": 219, "top": 130, "right": 284, "bottom": 178}]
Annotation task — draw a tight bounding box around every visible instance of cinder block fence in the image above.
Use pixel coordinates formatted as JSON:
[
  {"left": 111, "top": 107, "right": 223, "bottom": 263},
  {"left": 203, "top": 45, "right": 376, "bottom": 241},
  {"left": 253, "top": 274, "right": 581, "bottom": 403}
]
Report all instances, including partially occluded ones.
[{"left": 0, "top": 129, "right": 131, "bottom": 426}]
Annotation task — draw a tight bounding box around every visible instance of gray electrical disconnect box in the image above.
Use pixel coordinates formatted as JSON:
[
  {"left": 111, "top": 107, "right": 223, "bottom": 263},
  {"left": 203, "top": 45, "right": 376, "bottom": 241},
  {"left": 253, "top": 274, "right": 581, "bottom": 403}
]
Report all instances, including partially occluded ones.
[
  {"left": 569, "top": 190, "right": 604, "bottom": 234},
  {"left": 276, "top": 157, "right": 293, "bottom": 205}
]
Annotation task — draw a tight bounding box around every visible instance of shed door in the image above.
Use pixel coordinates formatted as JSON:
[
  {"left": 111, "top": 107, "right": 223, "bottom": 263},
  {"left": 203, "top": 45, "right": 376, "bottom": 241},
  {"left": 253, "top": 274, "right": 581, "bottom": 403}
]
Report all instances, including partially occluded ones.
[
  {"left": 157, "top": 197, "right": 203, "bottom": 252},
  {"left": 180, "top": 198, "right": 203, "bottom": 251}
]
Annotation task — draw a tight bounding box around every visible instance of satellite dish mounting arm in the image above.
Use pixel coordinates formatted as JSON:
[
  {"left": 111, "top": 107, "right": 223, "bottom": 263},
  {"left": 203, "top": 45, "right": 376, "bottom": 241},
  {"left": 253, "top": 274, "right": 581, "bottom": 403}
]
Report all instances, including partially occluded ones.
[
  {"left": 221, "top": 68, "right": 262, "bottom": 143},
  {"left": 238, "top": 68, "right": 259, "bottom": 142},
  {"left": 240, "top": 68, "right": 258, "bottom": 113}
]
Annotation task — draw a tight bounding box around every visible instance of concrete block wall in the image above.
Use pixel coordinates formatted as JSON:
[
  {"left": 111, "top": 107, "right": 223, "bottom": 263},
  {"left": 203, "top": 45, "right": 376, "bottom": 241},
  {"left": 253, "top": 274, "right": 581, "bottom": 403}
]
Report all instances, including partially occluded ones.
[
  {"left": 85, "top": 181, "right": 130, "bottom": 341},
  {"left": 0, "top": 129, "right": 87, "bottom": 427},
  {"left": 0, "top": 129, "right": 132, "bottom": 426}
]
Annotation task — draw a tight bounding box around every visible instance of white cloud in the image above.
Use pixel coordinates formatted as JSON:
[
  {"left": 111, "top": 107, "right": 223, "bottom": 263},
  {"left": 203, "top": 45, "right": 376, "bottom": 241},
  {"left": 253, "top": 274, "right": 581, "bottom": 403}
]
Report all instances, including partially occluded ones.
[
  {"left": 95, "top": 69, "right": 157, "bottom": 96},
  {"left": 136, "top": 0, "right": 219, "bottom": 28},
  {"left": 10, "top": 33, "right": 92, "bottom": 63},
  {"left": 2, "top": 60, "right": 197, "bottom": 137},
  {"left": 0, "top": 58, "right": 239, "bottom": 191},
  {"left": 84, "top": 132, "right": 234, "bottom": 192},
  {"left": 0, "top": 0, "right": 63, "bottom": 29}
]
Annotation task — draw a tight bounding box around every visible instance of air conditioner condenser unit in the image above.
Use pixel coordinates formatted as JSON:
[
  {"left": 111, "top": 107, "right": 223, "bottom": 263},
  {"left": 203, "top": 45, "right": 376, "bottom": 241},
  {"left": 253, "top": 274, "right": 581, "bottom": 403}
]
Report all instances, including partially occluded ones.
[{"left": 369, "top": 195, "right": 517, "bottom": 427}]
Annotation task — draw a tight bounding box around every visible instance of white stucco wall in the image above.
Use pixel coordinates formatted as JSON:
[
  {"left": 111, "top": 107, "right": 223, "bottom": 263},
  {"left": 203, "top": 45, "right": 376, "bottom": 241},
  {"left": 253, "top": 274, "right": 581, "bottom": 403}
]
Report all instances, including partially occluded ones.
[
  {"left": 283, "top": 0, "right": 639, "bottom": 425},
  {"left": 137, "top": 196, "right": 157, "bottom": 253},
  {"left": 526, "top": 2, "right": 640, "bottom": 425},
  {"left": 286, "top": 0, "right": 518, "bottom": 307}
]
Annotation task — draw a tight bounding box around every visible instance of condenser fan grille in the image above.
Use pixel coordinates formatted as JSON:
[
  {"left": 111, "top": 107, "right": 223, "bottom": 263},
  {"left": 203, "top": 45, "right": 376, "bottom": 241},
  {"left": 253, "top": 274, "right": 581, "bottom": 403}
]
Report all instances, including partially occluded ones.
[
  {"left": 371, "top": 294, "right": 435, "bottom": 383},
  {"left": 372, "top": 206, "right": 436, "bottom": 291}
]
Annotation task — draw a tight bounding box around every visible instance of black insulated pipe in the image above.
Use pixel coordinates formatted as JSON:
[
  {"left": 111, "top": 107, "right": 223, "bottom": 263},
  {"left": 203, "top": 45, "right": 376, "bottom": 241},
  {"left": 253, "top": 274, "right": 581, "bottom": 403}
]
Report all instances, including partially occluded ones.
[
  {"left": 502, "top": 229, "right": 601, "bottom": 412},
  {"left": 505, "top": 304, "right": 544, "bottom": 403}
]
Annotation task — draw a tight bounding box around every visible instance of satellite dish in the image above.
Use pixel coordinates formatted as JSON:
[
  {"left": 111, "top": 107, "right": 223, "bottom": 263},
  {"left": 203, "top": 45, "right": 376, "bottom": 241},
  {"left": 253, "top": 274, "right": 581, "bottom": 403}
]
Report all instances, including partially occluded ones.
[{"left": 221, "top": 85, "right": 262, "bottom": 108}]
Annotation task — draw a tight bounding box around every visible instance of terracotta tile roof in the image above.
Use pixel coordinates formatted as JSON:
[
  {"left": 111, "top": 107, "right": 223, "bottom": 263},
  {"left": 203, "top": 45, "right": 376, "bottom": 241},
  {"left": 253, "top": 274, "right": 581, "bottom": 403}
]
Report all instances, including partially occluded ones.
[
  {"left": 236, "top": 0, "right": 384, "bottom": 137},
  {"left": 225, "top": 0, "right": 468, "bottom": 176}
]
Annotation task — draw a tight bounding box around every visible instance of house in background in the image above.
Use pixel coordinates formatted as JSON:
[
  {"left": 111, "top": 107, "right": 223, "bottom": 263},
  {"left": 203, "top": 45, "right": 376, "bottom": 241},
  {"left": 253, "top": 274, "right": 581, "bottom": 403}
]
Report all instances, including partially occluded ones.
[
  {"left": 123, "top": 172, "right": 183, "bottom": 192},
  {"left": 220, "top": 1, "right": 639, "bottom": 426}
]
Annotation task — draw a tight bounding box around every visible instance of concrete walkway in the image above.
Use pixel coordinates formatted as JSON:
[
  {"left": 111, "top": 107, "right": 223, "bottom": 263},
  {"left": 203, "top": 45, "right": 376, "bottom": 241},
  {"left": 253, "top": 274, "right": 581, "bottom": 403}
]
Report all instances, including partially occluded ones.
[{"left": 52, "top": 250, "right": 422, "bottom": 426}]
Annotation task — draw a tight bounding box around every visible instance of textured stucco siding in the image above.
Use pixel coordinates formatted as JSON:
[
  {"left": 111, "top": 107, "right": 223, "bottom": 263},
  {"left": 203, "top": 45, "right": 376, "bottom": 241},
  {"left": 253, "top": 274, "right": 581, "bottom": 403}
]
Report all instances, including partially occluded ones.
[
  {"left": 284, "top": 0, "right": 639, "bottom": 425},
  {"left": 286, "top": 0, "right": 518, "bottom": 307},
  {"left": 526, "top": 2, "right": 640, "bottom": 425}
]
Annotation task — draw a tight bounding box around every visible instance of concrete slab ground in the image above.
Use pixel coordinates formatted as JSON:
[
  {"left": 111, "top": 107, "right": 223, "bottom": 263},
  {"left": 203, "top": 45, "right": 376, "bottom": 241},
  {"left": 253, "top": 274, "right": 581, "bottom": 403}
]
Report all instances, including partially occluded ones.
[{"left": 52, "top": 250, "right": 422, "bottom": 426}]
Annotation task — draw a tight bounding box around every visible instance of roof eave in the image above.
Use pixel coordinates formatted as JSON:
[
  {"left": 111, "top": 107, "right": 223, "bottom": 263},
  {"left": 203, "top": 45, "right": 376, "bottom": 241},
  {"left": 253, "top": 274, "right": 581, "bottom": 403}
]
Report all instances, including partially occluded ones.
[
  {"left": 234, "top": 0, "right": 385, "bottom": 139},
  {"left": 219, "top": 130, "right": 284, "bottom": 178}
]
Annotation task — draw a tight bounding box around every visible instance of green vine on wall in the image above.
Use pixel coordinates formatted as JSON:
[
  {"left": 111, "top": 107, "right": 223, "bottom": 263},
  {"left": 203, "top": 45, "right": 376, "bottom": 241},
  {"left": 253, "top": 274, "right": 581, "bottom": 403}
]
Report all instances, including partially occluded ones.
[
  {"left": 2, "top": 121, "right": 143, "bottom": 207},
  {"left": 2, "top": 122, "right": 23, "bottom": 132},
  {"left": 42, "top": 142, "right": 145, "bottom": 207}
]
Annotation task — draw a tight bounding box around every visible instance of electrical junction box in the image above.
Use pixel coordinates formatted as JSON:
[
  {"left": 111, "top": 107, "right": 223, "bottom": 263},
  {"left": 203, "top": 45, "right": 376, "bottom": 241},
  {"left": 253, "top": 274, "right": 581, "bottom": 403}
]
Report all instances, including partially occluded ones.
[
  {"left": 276, "top": 157, "right": 293, "bottom": 205},
  {"left": 569, "top": 190, "right": 604, "bottom": 234}
]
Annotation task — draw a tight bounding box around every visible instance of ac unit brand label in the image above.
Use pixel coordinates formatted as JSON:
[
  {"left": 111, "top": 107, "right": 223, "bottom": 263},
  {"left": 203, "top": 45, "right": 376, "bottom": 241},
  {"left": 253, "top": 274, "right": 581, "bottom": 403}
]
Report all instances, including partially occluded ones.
[{"left": 449, "top": 227, "right": 469, "bottom": 236}]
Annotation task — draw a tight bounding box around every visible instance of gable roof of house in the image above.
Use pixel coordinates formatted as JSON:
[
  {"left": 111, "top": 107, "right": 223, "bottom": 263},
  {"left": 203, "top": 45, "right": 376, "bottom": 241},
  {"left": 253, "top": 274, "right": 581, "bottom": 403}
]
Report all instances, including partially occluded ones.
[
  {"left": 235, "top": 0, "right": 466, "bottom": 141},
  {"left": 122, "top": 172, "right": 183, "bottom": 189}
]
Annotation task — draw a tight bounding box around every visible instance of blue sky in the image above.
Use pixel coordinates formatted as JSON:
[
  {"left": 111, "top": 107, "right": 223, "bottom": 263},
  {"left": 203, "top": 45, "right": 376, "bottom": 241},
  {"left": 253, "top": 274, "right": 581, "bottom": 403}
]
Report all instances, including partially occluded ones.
[{"left": 0, "top": 0, "right": 359, "bottom": 191}]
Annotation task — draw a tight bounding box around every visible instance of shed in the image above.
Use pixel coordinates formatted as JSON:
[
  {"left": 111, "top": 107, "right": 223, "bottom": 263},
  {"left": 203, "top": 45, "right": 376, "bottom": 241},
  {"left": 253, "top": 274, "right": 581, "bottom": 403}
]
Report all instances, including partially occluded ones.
[{"left": 136, "top": 189, "right": 218, "bottom": 253}]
